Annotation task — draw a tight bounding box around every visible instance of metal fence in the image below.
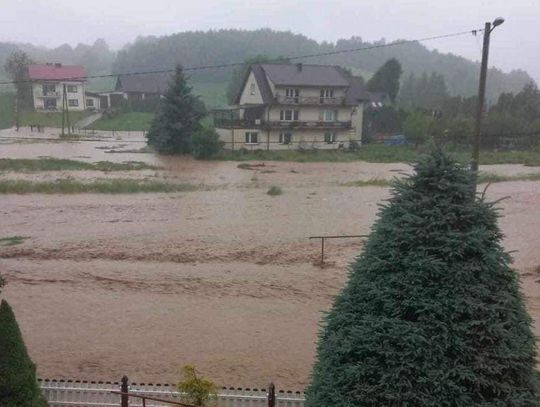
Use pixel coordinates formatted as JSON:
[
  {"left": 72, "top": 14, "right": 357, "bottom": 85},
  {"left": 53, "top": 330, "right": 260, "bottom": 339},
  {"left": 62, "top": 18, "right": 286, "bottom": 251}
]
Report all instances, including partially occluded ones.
[{"left": 39, "top": 379, "right": 305, "bottom": 407}]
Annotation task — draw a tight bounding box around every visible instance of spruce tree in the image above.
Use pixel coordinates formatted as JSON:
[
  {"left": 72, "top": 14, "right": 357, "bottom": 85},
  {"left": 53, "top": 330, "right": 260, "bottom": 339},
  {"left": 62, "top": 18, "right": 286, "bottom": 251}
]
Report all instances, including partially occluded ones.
[
  {"left": 146, "top": 66, "right": 206, "bottom": 154},
  {"left": 0, "top": 300, "right": 48, "bottom": 407},
  {"left": 306, "top": 151, "right": 539, "bottom": 406}
]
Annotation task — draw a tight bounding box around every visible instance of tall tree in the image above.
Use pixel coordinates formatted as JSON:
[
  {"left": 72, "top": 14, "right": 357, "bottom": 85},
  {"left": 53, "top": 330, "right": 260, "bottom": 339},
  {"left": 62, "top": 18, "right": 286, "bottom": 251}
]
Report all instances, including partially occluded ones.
[
  {"left": 367, "top": 58, "right": 402, "bottom": 102},
  {"left": 0, "top": 300, "right": 48, "bottom": 407},
  {"left": 3, "top": 51, "right": 34, "bottom": 127},
  {"left": 306, "top": 151, "right": 539, "bottom": 406},
  {"left": 146, "top": 66, "right": 206, "bottom": 154}
]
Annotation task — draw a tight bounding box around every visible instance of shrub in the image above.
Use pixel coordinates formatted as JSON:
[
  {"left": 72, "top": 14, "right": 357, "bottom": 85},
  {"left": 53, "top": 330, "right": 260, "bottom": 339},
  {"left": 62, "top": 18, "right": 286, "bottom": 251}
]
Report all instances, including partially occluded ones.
[
  {"left": 0, "top": 300, "right": 48, "bottom": 407},
  {"left": 177, "top": 365, "right": 217, "bottom": 406},
  {"left": 266, "top": 186, "right": 283, "bottom": 196},
  {"left": 192, "top": 128, "right": 223, "bottom": 159},
  {"left": 306, "top": 150, "right": 539, "bottom": 406}
]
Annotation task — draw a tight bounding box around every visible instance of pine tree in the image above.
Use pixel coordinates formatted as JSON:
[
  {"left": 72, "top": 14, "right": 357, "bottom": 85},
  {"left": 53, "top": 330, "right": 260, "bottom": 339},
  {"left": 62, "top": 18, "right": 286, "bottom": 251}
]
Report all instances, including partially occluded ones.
[
  {"left": 367, "top": 58, "right": 402, "bottom": 103},
  {"left": 0, "top": 300, "right": 48, "bottom": 407},
  {"left": 306, "top": 151, "right": 539, "bottom": 406},
  {"left": 146, "top": 66, "right": 206, "bottom": 154}
]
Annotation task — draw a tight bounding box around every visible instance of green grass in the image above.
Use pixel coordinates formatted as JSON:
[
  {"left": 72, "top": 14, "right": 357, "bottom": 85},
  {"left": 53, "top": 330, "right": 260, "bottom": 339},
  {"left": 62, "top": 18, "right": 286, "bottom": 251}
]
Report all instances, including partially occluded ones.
[
  {"left": 0, "top": 236, "right": 29, "bottom": 246},
  {"left": 340, "top": 178, "right": 392, "bottom": 187},
  {"left": 19, "top": 110, "right": 91, "bottom": 127},
  {"left": 267, "top": 185, "right": 283, "bottom": 196},
  {"left": 0, "top": 158, "right": 159, "bottom": 172},
  {"left": 0, "top": 93, "right": 15, "bottom": 129},
  {"left": 191, "top": 81, "right": 228, "bottom": 109},
  {"left": 0, "top": 179, "right": 206, "bottom": 194},
  {"left": 91, "top": 112, "right": 154, "bottom": 131},
  {"left": 217, "top": 145, "right": 540, "bottom": 166}
]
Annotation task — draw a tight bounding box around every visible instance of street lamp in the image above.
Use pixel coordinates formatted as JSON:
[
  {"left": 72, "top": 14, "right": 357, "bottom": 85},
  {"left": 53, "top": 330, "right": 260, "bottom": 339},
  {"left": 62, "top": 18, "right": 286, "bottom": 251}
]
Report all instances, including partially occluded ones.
[{"left": 471, "top": 17, "right": 505, "bottom": 193}]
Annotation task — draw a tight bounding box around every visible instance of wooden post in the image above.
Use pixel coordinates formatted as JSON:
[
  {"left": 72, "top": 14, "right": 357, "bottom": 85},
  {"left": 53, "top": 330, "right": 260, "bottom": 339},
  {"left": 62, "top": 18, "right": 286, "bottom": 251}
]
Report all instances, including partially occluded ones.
[
  {"left": 121, "top": 376, "right": 129, "bottom": 407},
  {"left": 267, "top": 383, "right": 275, "bottom": 407},
  {"left": 321, "top": 237, "right": 325, "bottom": 264}
]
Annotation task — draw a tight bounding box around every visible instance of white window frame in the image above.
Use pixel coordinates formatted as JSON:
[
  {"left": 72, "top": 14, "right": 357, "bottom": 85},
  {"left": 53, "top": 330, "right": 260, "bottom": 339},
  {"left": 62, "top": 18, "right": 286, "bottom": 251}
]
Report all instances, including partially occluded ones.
[
  {"left": 42, "top": 84, "right": 56, "bottom": 95},
  {"left": 280, "top": 109, "right": 299, "bottom": 121},
  {"left": 245, "top": 132, "right": 259, "bottom": 144},
  {"left": 249, "top": 83, "right": 256, "bottom": 95},
  {"left": 285, "top": 88, "right": 299, "bottom": 103},
  {"left": 324, "top": 132, "right": 337, "bottom": 144},
  {"left": 67, "top": 85, "right": 78, "bottom": 93},
  {"left": 320, "top": 88, "right": 334, "bottom": 103},
  {"left": 68, "top": 99, "right": 79, "bottom": 107},
  {"left": 279, "top": 132, "right": 292, "bottom": 145},
  {"left": 320, "top": 109, "right": 338, "bottom": 122},
  {"left": 86, "top": 99, "right": 94, "bottom": 107}
]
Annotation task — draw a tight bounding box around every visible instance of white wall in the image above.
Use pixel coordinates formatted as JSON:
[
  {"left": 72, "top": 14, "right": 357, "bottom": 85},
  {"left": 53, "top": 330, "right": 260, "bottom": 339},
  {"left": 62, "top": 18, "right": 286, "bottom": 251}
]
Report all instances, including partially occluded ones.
[
  {"left": 32, "top": 81, "right": 86, "bottom": 111},
  {"left": 238, "top": 71, "right": 264, "bottom": 105}
]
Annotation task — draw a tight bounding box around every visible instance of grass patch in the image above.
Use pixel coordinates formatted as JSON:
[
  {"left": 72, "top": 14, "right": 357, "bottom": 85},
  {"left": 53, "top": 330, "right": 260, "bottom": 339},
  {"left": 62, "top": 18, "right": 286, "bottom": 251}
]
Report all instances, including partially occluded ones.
[
  {"left": 0, "top": 179, "right": 204, "bottom": 194},
  {"left": 19, "top": 110, "right": 90, "bottom": 127},
  {"left": 341, "top": 178, "right": 392, "bottom": 187},
  {"left": 0, "top": 236, "right": 29, "bottom": 246},
  {"left": 0, "top": 93, "right": 15, "bottom": 129},
  {"left": 0, "top": 158, "right": 159, "bottom": 172},
  {"left": 477, "top": 172, "right": 540, "bottom": 183},
  {"left": 191, "top": 81, "right": 228, "bottom": 109},
  {"left": 217, "top": 145, "right": 540, "bottom": 165},
  {"left": 267, "top": 186, "right": 283, "bottom": 196},
  {"left": 91, "top": 112, "right": 154, "bottom": 131}
]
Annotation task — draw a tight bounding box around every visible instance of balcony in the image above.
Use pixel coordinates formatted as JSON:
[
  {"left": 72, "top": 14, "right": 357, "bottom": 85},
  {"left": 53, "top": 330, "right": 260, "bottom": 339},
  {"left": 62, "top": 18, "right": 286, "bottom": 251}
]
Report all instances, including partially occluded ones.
[
  {"left": 35, "top": 90, "right": 61, "bottom": 98},
  {"left": 275, "top": 95, "right": 345, "bottom": 105},
  {"left": 214, "top": 118, "right": 352, "bottom": 130}
]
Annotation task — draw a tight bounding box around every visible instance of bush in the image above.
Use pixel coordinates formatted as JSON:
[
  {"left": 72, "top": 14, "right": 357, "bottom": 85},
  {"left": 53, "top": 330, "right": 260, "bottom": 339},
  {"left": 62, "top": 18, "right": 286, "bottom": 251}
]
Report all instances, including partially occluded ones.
[
  {"left": 177, "top": 365, "right": 217, "bottom": 406},
  {"left": 0, "top": 300, "right": 48, "bottom": 407},
  {"left": 267, "top": 186, "right": 283, "bottom": 196},
  {"left": 192, "top": 128, "right": 223, "bottom": 159},
  {"left": 306, "top": 150, "right": 539, "bottom": 406}
]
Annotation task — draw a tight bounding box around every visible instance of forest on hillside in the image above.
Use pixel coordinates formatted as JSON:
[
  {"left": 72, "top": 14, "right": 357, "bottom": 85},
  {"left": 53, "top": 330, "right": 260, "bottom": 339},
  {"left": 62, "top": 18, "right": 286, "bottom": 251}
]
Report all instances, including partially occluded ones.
[{"left": 0, "top": 29, "right": 534, "bottom": 102}]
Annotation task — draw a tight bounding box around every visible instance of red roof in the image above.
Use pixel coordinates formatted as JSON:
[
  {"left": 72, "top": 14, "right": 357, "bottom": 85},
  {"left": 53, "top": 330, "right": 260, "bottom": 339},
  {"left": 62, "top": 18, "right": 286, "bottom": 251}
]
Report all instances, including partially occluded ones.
[{"left": 28, "top": 64, "right": 86, "bottom": 81}]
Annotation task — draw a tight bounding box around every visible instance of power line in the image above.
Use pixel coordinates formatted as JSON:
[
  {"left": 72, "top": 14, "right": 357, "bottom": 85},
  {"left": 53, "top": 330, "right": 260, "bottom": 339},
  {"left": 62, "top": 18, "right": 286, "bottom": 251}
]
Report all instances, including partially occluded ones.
[{"left": 0, "top": 28, "right": 483, "bottom": 86}]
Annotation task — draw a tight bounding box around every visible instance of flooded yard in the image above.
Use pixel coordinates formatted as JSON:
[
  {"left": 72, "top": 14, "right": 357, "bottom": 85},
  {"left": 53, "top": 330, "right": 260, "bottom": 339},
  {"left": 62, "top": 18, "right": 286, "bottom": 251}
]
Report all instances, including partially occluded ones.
[{"left": 1, "top": 127, "right": 540, "bottom": 389}]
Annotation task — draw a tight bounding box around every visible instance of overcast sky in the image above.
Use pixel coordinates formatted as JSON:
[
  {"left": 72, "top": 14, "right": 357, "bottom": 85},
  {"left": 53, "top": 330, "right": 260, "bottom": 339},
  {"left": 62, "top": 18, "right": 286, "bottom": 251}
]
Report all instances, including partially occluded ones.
[{"left": 2, "top": 0, "right": 540, "bottom": 82}]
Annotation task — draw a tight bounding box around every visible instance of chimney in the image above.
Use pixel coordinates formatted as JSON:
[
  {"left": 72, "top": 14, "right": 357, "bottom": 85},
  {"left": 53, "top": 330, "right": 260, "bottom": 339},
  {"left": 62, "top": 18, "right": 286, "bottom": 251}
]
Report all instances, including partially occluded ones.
[{"left": 296, "top": 63, "right": 303, "bottom": 72}]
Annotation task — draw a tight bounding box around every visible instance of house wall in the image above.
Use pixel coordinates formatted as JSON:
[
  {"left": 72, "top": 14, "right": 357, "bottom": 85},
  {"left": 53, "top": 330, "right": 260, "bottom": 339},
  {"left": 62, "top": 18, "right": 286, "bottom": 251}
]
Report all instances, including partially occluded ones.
[
  {"left": 239, "top": 71, "right": 264, "bottom": 105},
  {"left": 273, "top": 86, "right": 347, "bottom": 99},
  {"left": 267, "top": 105, "right": 352, "bottom": 122},
  {"left": 85, "top": 95, "right": 101, "bottom": 110},
  {"left": 32, "top": 81, "right": 86, "bottom": 111}
]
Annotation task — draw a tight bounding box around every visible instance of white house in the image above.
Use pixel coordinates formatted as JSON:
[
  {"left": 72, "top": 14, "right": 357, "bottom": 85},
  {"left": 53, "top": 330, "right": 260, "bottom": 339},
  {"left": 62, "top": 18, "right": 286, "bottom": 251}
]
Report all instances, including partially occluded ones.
[{"left": 213, "top": 63, "right": 369, "bottom": 150}]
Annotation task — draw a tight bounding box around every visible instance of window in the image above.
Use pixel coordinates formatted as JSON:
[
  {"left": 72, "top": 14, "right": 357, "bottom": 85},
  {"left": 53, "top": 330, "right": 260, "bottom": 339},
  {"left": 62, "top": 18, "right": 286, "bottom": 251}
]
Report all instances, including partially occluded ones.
[
  {"left": 68, "top": 99, "right": 79, "bottom": 107},
  {"left": 279, "top": 132, "right": 292, "bottom": 145},
  {"left": 245, "top": 132, "right": 258, "bottom": 144},
  {"left": 249, "top": 83, "right": 256, "bottom": 95},
  {"left": 280, "top": 109, "right": 299, "bottom": 121},
  {"left": 324, "top": 132, "right": 336, "bottom": 144},
  {"left": 285, "top": 88, "right": 299, "bottom": 103},
  {"left": 86, "top": 99, "right": 94, "bottom": 107},
  {"left": 42, "top": 84, "right": 56, "bottom": 95},
  {"left": 67, "top": 85, "right": 78, "bottom": 93},
  {"left": 320, "top": 88, "right": 334, "bottom": 103},
  {"left": 319, "top": 109, "right": 338, "bottom": 121}
]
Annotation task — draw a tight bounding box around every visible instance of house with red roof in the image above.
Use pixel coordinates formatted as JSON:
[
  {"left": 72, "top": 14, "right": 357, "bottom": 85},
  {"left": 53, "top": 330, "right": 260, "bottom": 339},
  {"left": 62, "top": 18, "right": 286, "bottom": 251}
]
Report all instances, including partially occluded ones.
[{"left": 28, "top": 63, "right": 88, "bottom": 111}]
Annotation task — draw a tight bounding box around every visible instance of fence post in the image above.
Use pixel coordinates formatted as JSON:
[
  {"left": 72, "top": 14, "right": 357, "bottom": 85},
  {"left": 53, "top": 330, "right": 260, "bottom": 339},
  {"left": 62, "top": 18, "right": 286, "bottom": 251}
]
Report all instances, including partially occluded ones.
[
  {"left": 267, "top": 383, "right": 275, "bottom": 407},
  {"left": 121, "top": 376, "right": 129, "bottom": 407}
]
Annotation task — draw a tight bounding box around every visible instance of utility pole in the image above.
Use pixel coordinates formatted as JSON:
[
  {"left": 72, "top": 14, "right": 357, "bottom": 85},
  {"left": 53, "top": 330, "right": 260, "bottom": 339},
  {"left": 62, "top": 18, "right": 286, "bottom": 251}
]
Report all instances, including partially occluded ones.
[
  {"left": 61, "top": 84, "right": 71, "bottom": 137},
  {"left": 471, "top": 18, "right": 505, "bottom": 193}
]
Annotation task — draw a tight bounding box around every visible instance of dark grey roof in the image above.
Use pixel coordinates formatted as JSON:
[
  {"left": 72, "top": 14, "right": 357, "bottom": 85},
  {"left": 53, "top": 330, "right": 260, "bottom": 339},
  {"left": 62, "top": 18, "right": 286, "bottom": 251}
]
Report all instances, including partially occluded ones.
[
  {"left": 233, "top": 64, "right": 274, "bottom": 105},
  {"left": 260, "top": 63, "right": 350, "bottom": 87},
  {"left": 116, "top": 72, "right": 172, "bottom": 94}
]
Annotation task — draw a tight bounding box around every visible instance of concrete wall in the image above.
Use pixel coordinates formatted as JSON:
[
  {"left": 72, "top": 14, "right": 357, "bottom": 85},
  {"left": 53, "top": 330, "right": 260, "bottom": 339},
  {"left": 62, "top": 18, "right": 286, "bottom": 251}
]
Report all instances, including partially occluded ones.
[{"left": 32, "top": 81, "right": 86, "bottom": 111}]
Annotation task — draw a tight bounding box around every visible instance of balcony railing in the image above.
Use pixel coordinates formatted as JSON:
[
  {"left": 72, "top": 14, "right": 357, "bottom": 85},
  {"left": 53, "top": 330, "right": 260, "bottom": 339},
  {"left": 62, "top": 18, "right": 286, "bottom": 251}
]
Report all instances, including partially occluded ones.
[
  {"left": 214, "top": 118, "right": 352, "bottom": 130},
  {"left": 35, "top": 90, "right": 61, "bottom": 98},
  {"left": 275, "top": 95, "right": 345, "bottom": 105}
]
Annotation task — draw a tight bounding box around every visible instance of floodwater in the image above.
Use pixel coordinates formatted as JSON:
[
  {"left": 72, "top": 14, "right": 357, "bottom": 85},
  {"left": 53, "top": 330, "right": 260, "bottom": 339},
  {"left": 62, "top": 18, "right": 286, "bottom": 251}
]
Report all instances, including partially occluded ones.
[{"left": 1, "top": 125, "right": 540, "bottom": 389}]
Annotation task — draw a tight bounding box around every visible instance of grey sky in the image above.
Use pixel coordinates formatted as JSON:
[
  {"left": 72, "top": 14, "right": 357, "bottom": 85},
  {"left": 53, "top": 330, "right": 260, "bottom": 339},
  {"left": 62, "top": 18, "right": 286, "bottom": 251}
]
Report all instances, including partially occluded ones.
[{"left": 2, "top": 0, "right": 540, "bottom": 82}]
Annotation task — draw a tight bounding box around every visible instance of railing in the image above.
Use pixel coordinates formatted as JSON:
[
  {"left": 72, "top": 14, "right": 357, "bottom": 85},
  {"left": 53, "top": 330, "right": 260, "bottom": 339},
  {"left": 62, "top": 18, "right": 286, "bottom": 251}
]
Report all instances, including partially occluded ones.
[
  {"left": 275, "top": 95, "right": 345, "bottom": 105},
  {"left": 39, "top": 378, "right": 306, "bottom": 407},
  {"left": 35, "top": 90, "right": 61, "bottom": 98},
  {"left": 214, "top": 119, "right": 352, "bottom": 130}
]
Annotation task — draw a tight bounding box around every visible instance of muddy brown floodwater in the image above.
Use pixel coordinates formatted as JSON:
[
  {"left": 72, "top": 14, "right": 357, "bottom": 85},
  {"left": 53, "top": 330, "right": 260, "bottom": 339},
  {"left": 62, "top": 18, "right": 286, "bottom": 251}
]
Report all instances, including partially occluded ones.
[{"left": 1, "top": 129, "right": 540, "bottom": 389}]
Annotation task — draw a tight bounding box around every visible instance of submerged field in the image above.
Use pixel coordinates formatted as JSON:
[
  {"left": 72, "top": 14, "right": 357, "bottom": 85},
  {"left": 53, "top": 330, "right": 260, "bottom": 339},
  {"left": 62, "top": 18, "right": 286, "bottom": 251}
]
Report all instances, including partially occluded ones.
[{"left": 1, "top": 127, "right": 540, "bottom": 389}]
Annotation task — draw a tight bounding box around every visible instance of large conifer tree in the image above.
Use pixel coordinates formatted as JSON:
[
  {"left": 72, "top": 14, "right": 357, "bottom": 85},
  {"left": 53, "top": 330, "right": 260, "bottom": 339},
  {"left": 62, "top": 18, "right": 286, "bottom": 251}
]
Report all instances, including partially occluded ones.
[
  {"left": 307, "top": 151, "right": 539, "bottom": 406},
  {"left": 146, "top": 66, "right": 206, "bottom": 154},
  {"left": 0, "top": 299, "right": 48, "bottom": 406}
]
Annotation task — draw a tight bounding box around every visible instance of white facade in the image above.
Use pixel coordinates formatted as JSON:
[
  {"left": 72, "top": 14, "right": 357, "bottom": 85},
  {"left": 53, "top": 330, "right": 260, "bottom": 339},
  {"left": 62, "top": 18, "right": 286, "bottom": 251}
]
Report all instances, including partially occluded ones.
[{"left": 32, "top": 81, "right": 86, "bottom": 111}]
